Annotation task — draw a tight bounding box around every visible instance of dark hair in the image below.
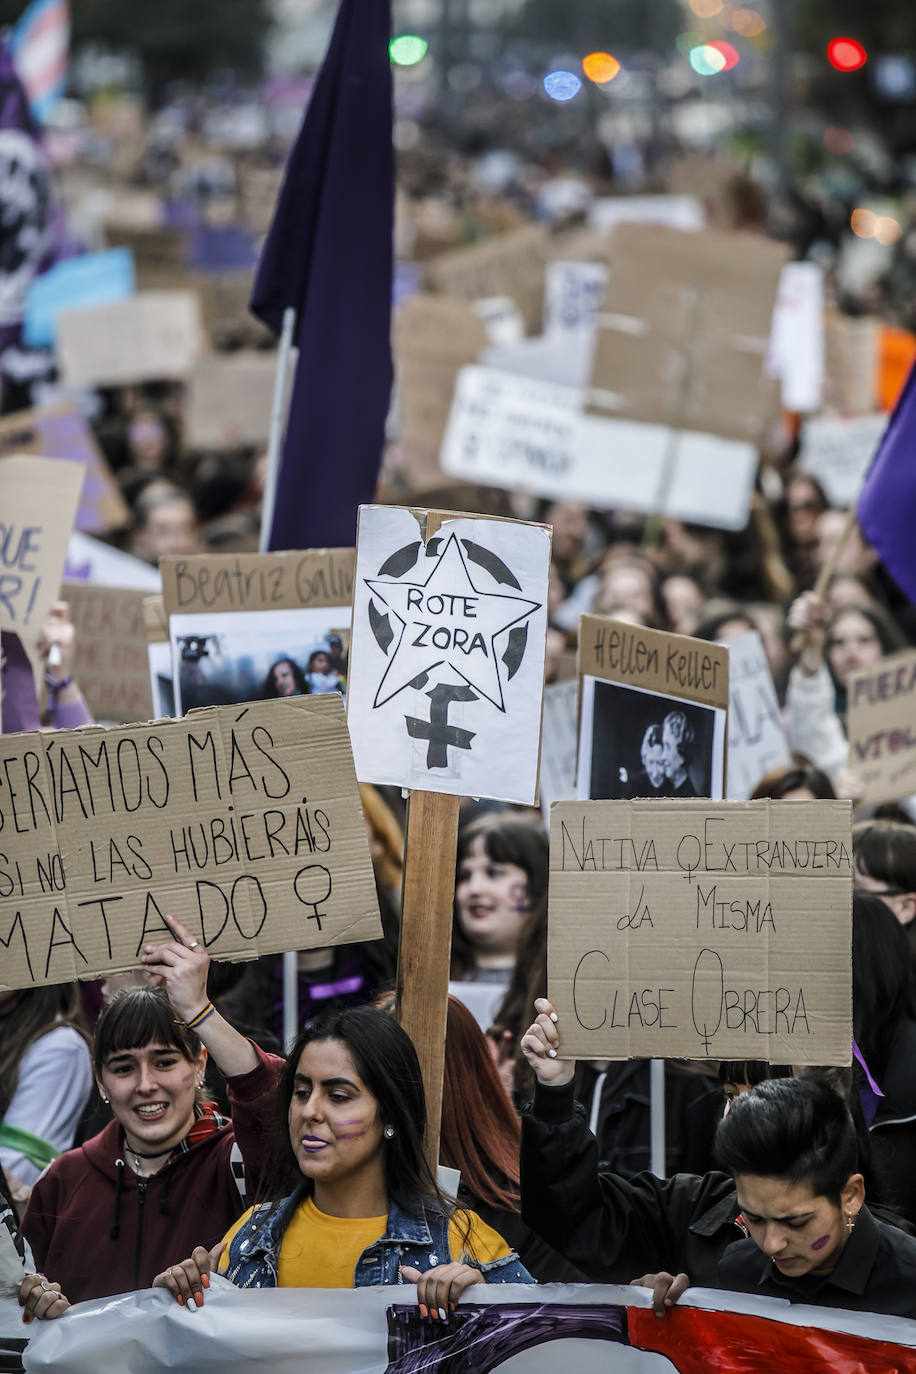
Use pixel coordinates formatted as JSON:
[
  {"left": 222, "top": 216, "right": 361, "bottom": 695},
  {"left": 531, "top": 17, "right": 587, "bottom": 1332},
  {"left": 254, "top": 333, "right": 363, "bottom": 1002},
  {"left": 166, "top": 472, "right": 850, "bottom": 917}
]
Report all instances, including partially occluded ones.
[
  {"left": 716, "top": 1060, "right": 792, "bottom": 1088},
  {"left": 451, "top": 813, "right": 548, "bottom": 981},
  {"left": 715, "top": 1076, "right": 858, "bottom": 1204},
  {"left": 260, "top": 1006, "right": 447, "bottom": 1220},
  {"left": 306, "top": 649, "right": 331, "bottom": 673},
  {"left": 852, "top": 891, "right": 916, "bottom": 1082},
  {"left": 693, "top": 606, "right": 756, "bottom": 644},
  {"left": 825, "top": 604, "right": 907, "bottom": 694},
  {"left": 441, "top": 996, "right": 521, "bottom": 1213},
  {"left": 0, "top": 985, "right": 88, "bottom": 1120},
  {"left": 262, "top": 657, "right": 308, "bottom": 698},
  {"left": 854, "top": 819, "right": 916, "bottom": 896},
  {"left": 93, "top": 986, "right": 201, "bottom": 1075},
  {"left": 750, "top": 762, "right": 836, "bottom": 801}
]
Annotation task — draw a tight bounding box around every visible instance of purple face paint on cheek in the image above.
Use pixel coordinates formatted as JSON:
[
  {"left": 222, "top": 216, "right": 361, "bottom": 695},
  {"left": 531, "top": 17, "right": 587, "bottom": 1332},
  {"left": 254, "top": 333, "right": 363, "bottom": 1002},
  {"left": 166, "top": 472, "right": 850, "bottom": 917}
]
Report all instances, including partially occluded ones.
[
  {"left": 810, "top": 1234, "right": 831, "bottom": 1252},
  {"left": 508, "top": 881, "right": 529, "bottom": 914}
]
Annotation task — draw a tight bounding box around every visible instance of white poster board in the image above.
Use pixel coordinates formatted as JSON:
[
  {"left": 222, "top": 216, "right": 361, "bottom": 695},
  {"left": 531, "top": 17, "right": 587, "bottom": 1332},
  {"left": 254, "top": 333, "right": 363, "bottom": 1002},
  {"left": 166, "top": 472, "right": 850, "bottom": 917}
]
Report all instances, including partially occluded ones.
[
  {"left": 767, "top": 262, "right": 825, "bottom": 413},
  {"left": 440, "top": 366, "right": 757, "bottom": 533},
  {"left": 798, "top": 412, "right": 887, "bottom": 508},
  {"left": 724, "top": 631, "right": 791, "bottom": 800},
  {"left": 543, "top": 260, "right": 608, "bottom": 335},
  {"left": 539, "top": 678, "right": 580, "bottom": 815},
  {"left": 347, "top": 506, "right": 550, "bottom": 804}
]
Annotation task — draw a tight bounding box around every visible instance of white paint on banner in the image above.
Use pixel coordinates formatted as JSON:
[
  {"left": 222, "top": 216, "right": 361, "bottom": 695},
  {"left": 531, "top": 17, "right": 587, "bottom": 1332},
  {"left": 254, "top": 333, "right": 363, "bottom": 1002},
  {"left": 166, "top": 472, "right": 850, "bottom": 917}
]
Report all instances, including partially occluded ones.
[
  {"left": 347, "top": 507, "right": 550, "bottom": 804},
  {"left": 798, "top": 412, "right": 887, "bottom": 508},
  {"left": 723, "top": 631, "right": 791, "bottom": 799},
  {"left": 544, "top": 260, "right": 608, "bottom": 335},
  {"left": 441, "top": 365, "right": 757, "bottom": 531}
]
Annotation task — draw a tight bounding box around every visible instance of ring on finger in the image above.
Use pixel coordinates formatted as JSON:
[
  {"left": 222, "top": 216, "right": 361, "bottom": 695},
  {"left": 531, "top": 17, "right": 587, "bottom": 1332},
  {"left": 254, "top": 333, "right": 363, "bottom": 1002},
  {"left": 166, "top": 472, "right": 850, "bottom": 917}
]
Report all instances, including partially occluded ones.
[
  {"left": 39, "top": 1280, "right": 53, "bottom": 1292},
  {"left": 187, "top": 940, "right": 200, "bottom": 950}
]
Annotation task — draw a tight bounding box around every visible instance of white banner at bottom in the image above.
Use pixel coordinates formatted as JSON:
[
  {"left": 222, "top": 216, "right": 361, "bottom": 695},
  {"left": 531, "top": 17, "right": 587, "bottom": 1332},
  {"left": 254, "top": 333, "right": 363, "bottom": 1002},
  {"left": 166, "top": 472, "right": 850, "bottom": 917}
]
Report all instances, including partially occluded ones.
[{"left": 20, "top": 1279, "right": 916, "bottom": 1374}]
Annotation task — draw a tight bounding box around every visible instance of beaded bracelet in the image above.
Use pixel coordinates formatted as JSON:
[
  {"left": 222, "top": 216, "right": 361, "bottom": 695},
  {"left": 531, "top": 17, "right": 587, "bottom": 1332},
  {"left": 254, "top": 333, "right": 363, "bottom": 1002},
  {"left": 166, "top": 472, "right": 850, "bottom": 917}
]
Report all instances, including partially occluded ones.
[
  {"left": 44, "top": 675, "right": 73, "bottom": 695},
  {"left": 186, "top": 1001, "right": 216, "bottom": 1031}
]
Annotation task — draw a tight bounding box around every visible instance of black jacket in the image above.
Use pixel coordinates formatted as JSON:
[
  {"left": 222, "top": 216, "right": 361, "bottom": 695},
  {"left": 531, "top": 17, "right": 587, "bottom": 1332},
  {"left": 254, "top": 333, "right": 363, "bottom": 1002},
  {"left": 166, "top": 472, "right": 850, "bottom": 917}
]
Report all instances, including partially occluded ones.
[
  {"left": 869, "top": 1018, "right": 916, "bottom": 1226},
  {"left": 718, "top": 1205, "right": 916, "bottom": 1318},
  {"left": 520, "top": 1079, "right": 744, "bottom": 1284}
]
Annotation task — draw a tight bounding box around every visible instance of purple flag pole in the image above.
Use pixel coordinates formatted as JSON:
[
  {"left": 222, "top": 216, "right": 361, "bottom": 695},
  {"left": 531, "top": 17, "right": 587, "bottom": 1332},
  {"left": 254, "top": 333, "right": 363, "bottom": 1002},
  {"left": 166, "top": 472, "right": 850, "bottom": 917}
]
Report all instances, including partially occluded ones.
[
  {"left": 250, "top": 0, "right": 394, "bottom": 555},
  {"left": 858, "top": 359, "right": 916, "bottom": 606}
]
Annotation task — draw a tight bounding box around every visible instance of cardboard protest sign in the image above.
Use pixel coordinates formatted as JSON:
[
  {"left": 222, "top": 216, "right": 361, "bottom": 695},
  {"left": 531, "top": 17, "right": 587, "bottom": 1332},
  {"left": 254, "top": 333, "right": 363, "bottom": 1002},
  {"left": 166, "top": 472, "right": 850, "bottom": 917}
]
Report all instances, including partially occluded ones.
[
  {"left": 161, "top": 551, "right": 354, "bottom": 716},
  {"left": 724, "top": 631, "right": 791, "bottom": 800},
  {"left": 102, "top": 224, "right": 187, "bottom": 277},
  {"left": 347, "top": 506, "right": 551, "bottom": 803},
  {"left": 0, "top": 404, "right": 129, "bottom": 535},
  {"left": 186, "top": 352, "right": 290, "bottom": 450},
  {"left": 798, "top": 412, "right": 886, "bottom": 508},
  {"left": 0, "top": 695, "right": 381, "bottom": 989},
  {"left": 56, "top": 291, "right": 205, "bottom": 388},
  {"left": 847, "top": 648, "right": 916, "bottom": 805},
  {"left": 0, "top": 456, "right": 85, "bottom": 637},
  {"left": 63, "top": 582, "right": 154, "bottom": 726},
  {"left": 577, "top": 615, "right": 729, "bottom": 802},
  {"left": 543, "top": 260, "right": 608, "bottom": 335},
  {"left": 548, "top": 798, "right": 852, "bottom": 1063},
  {"left": 394, "top": 295, "right": 488, "bottom": 465},
  {"left": 823, "top": 313, "right": 879, "bottom": 413},
  {"left": 424, "top": 224, "right": 550, "bottom": 334},
  {"left": 440, "top": 365, "right": 758, "bottom": 532},
  {"left": 588, "top": 225, "right": 786, "bottom": 444}
]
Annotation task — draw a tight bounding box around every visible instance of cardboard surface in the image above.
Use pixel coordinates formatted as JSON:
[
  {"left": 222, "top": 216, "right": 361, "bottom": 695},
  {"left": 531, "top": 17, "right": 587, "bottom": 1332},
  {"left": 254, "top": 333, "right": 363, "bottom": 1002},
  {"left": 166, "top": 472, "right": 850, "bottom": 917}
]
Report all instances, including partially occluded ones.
[
  {"left": 63, "top": 582, "right": 155, "bottom": 726},
  {"left": 823, "top": 313, "right": 879, "bottom": 414},
  {"left": 724, "top": 631, "right": 791, "bottom": 800},
  {"left": 186, "top": 351, "right": 290, "bottom": 450},
  {"left": 395, "top": 295, "right": 488, "bottom": 462},
  {"left": 56, "top": 291, "right": 205, "bottom": 388},
  {"left": 440, "top": 364, "right": 759, "bottom": 533},
  {"left": 0, "top": 404, "right": 129, "bottom": 536},
  {"left": 588, "top": 224, "right": 786, "bottom": 444},
  {"left": 847, "top": 649, "right": 916, "bottom": 805},
  {"left": 548, "top": 799, "right": 853, "bottom": 1063},
  {"left": 347, "top": 505, "right": 550, "bottom": 804},
  {"left": 0, "top": 456, "right": 86, "bottom": 637},
  {"left": 161, "top": 550, "right": 355, "bottom": 616},
  {"left": 424, "top": 224, "right": 551, "bottom": 334},
  {"left": 0, "top": 695, "right": 381, "bottom": 989},
  {"left": 577, "top": 616, "right": 729, "bottom": 804}
]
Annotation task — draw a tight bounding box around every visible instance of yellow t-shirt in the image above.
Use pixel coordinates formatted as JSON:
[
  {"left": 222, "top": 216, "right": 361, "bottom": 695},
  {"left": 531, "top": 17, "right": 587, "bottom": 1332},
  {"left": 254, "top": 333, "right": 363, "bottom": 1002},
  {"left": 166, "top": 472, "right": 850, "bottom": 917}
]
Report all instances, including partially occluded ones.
[{"left": 219, "top": 1197, "right": 512, "bottom": 1288}]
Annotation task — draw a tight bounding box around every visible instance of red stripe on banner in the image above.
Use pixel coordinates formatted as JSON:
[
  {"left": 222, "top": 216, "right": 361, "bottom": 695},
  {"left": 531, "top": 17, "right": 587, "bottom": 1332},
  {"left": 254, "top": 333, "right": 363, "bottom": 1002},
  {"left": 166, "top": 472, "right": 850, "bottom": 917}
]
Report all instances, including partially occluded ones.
[
  {"left": 24, "top": 2, "right": 67, "bottom": 44},
  {"left": 628, "top": 1305, "right": 916, "bottom": 1373}
]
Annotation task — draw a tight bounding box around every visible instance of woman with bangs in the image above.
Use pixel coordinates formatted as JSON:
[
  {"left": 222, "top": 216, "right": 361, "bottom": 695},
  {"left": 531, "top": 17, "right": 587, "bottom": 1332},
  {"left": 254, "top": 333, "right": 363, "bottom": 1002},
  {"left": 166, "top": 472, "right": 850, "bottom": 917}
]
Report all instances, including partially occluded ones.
[{"left": 20, "top": 913, "right": 282, "bottom": 1313}]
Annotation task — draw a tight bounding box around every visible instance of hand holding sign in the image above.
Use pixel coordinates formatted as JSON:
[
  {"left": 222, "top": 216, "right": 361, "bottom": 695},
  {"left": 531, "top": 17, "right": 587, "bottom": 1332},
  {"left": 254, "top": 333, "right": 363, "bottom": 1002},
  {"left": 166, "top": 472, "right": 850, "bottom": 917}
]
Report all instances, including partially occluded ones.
[
  {"left": 141, "top": 912, "right": 210, "bottom": 1024},
  {"left": 520, "top": 997, "right": 574, "bottom": 1087}
]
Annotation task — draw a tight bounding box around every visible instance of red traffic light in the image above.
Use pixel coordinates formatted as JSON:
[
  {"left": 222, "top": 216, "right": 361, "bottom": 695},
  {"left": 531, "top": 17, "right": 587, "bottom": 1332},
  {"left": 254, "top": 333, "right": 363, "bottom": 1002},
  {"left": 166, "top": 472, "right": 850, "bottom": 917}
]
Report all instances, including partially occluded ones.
[{"left": 827, "top": 37, "right": 867, "bottom": 72}]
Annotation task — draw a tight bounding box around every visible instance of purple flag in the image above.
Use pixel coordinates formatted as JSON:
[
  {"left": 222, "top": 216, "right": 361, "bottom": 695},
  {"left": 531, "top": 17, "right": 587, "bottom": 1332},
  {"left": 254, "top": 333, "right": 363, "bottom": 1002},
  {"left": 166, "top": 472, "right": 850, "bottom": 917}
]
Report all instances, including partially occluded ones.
[
  {"left": 251, "top": 0, "right": 393, "bottom": 552},
  {"left": 0, "top": 40, "right": 53, "bottom": 346},
  {"left": 858, "top": 359, "right": 916, "bottom": 605}
]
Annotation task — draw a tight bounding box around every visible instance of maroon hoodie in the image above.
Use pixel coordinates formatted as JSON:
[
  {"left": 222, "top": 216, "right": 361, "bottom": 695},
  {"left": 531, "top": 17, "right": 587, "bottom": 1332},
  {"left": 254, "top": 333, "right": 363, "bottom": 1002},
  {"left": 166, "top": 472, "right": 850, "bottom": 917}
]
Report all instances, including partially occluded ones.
[{"left": 23, "top": 1044, "right": 282, "bottom": 1303}]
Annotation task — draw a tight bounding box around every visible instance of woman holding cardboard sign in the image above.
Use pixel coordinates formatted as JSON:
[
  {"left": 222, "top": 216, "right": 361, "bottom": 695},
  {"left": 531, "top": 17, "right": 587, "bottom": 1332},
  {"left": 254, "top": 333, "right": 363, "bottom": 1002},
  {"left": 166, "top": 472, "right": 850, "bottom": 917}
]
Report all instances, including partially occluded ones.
[{"left": 21, "top": 913, "right": 283, "bottom": 1310}]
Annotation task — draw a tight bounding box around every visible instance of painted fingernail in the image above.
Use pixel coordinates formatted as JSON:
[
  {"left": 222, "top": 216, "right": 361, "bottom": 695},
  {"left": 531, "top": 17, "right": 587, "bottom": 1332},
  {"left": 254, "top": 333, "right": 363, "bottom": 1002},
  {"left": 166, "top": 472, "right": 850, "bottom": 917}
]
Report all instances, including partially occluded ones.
[
  {"left": 176, "top": 1295, "right": 184, "bottom": 1306},
  {"left": 449, "top": 1302, "right": 456, "bottom": 1312},
  {"left": 418, "top": 1304, "right": 428, "bottom": 1319},
  {"left": 547, "top": 1048, "right": 557, "bottom": 1059},
  {"left": 439, "top": 1308, "right": 447, "bottom": 1322},
  {"left": 195, "top": 1292, "right": 204, "bottom": 1307},
  {"left": 549, "top": 1012, "right": 558, "bottom": 1022},
  {"left": 22, "top": 1312, "right": 31, "bottom": 1324},
  {"left": 201, "top": 1274, "right": 210, "bottom": 1288}
]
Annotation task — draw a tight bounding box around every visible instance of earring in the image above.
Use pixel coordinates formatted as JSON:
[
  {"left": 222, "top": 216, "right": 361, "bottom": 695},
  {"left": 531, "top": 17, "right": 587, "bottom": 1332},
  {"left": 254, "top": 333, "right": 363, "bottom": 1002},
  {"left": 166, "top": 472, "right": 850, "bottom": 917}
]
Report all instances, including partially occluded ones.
[
  {"left": 845, "top": 1211, "right": 856, "bottom": 1235},
  {"left": 100, "top": 1095, "right": 109, "bottom": 1105},
  {"left": 384, "top": 1126, "right": 395, "bottom": 1139}
]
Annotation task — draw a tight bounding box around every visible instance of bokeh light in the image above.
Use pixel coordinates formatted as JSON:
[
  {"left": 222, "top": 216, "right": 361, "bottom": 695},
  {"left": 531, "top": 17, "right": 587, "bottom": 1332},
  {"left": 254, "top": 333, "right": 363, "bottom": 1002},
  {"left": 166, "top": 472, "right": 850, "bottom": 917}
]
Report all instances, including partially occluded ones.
[
  {"left": 730, "top": 8, "right": 766, "bottom": 38},
  {"left": 389, "top": 35, "right": 428, "bottom": 67},
  {"left": 708, "top": 40, "right": 740, "bottom": 71},
  {"left": 827, "top": 38, "right": 867, "bottom": 73},
  {"left": 543, "top": 70, "right": 582, "bottom": 101},
  {"left": 688, "top": 0, "right": 723, "bottom": 16},
  {"left": 675, "top": 31, "right": 703, "bottom": 57},
  {"left": 582, "top": 51, "right": 621, "bottom": 85},
  {"left": 823, "top": 126, "right": 855, "bottom": 155},
  {"left": 875, "top": 217, "right": 903, "bottom": 246},
  {"left": 689, "top": 44, "right": 727, "bottom": 76},
  {"left": 850, "top": 208, "right": 877, "bottom": 238}
]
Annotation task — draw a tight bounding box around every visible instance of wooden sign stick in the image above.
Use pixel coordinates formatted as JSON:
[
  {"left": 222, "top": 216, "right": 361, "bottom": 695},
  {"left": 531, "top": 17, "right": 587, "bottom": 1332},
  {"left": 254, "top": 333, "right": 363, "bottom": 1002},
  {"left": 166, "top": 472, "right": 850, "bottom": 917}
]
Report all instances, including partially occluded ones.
[{"left": 396, "top": 788, "right": 460, "bottom": 1171}]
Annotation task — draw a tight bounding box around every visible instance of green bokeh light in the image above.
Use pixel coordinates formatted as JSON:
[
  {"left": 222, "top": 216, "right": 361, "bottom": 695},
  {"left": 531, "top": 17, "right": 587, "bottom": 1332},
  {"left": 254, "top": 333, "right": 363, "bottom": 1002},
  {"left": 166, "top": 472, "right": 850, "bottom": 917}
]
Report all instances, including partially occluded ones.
[{"left": 389, "top": 35, "right": 428, "bottom": 67}]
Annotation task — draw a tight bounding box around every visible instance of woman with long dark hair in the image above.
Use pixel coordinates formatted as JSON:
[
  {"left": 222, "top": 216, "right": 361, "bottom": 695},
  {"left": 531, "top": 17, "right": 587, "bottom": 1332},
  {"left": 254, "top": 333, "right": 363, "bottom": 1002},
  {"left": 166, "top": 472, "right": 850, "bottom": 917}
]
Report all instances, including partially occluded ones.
[
  {"left": 153, "top": 1006, "right": 532, "bottom": 1310},
  {"left": 261, "top": 657, "right": 309, "bottom": 698}
]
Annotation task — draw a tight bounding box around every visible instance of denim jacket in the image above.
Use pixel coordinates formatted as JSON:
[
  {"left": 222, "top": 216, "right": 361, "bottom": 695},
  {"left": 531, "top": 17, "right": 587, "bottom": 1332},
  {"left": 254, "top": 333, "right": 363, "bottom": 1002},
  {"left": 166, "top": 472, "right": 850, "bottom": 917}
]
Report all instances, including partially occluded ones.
[{"left": 224, "top": 1184, "right": 535, "bottom": 1289}]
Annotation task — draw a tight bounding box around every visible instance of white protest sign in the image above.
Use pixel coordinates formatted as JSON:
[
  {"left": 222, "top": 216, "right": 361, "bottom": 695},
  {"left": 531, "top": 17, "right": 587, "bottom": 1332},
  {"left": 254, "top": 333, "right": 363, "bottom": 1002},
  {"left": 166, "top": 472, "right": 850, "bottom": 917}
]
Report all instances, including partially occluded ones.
[
  {"left": 347, "top": 506, "right": 550, "bottom": 804},
  {"left": 724, "top": 631, "right": 791, "bottom": 800},
  {"left": 544, "top": 260, "right": 608, "bottom": 335},
  {"left": 766, "top": 262, "right": 824, "bottom": 413},
  {"left": 548, "top": 799, "right": 852, "bottom": 1065},
  {"left": 56, "top": 291, "right": 205, "bottom": 388},
  {"left": 798, "top": 412, "right": 887, "bottom": 508},
  {"left": 539, "top": 679, "right": 580, "bottom": 815},
  {"left": 441, "top": 365, "right": 758, "bottom": 532},
  {"left": 587, "top": 194, "right": 705, "bottom": 235}
]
